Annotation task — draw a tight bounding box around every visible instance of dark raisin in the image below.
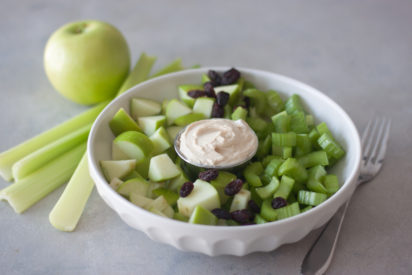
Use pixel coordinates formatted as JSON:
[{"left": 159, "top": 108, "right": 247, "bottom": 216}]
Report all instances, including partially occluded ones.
[
  {"left": 187, "top": 89, "right": 206, "bottom": 98},
  {"left": 216, "top": 91, "right": 230, "bottom": 106},
  {"left": 211, "top": 102, "right": 224, "bottom": 118},
  {"left": 207, "top": 70, "right": 222, "bottom": 86},
  {"left": 224, "top": 179, "right": 243, "bottom": 196},
  {"left": 203, "top": 82, "right": 216, "bottom": 98},
  {"left": 179, "top": 181, "right": 194, "bottom": 197},
  {"left": 244, "top": 96, "right": 251, "bottom": 109},
  {"left": 198, "top": 169, "right": 219, "bottom": 181},
  {"left": 272, "top": 197, "right": 288, "bottom": 209},
  {"left": 248, "top": 200, "right": 260, "bottom": 213},
  {"left": 211, "top": 208, "right": 231, "bottom": 220},
  {"left": 231, "top": 209, "right": 254, "bottom": 224},
  {"left": 221, "top": 68, "right": 241, "bottom": 85}
]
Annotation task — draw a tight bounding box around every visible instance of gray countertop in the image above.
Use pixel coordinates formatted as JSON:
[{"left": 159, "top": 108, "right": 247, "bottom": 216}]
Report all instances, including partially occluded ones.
[{"left": 1, "top": 0, "right": 411, "bottom": 274}]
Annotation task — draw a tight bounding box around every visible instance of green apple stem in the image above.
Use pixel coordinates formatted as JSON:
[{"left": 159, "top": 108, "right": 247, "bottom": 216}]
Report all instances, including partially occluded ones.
[
  {"left": 12, "top": 123, "right": 92, "bottom": 181},
  {"left": 0, "top": 142, "right": 87, "bottom": 213},
  {"left": 0, "top": 101, "right": 107, "bottom": 181},
  {"left": 48, "top": 154, "right": 94, "bottom": 231}
]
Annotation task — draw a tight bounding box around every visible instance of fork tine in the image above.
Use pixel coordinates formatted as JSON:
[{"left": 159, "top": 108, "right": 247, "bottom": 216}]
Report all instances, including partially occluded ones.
[
  {"left": 362, "top": 118, "right": 380, "bottom": 161},
  {"left": 361, "top": 119, "right": 374, "bottom": 149},
  {"left": 369, "top": 118, "right": 387, "bottom": 163},
  {"left": 374, "top": 119, "right": 391, "bottom": 163}
]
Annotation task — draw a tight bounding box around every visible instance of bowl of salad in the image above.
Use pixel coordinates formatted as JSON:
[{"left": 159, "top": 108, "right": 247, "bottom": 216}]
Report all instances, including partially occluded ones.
[{"left": 87, "top": 67, "right": 361, "bottom": 256}]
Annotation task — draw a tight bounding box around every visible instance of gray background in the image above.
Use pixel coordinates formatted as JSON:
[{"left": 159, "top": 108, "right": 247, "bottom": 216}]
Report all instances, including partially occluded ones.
[{"left": 1, "top": 0, "right": 411, "bottom": 274}]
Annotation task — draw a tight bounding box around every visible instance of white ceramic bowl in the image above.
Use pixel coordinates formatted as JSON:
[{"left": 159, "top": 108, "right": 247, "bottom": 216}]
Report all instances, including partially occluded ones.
[{"left": 88, "top": 68, "right": 361, "bottom": 256}]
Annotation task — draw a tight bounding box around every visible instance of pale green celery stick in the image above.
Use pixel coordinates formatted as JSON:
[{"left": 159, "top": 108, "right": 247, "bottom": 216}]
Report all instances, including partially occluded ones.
[
  {"left": 0, "top": 142, "right": 86, "bottom": 213},
  {"left": 49, "top": 154, "right": 94, "bottom": 231},
  {"left": 12, "top": 123, "right": 92, "bottom": 181},
  {"left": 149, "top": 58, "right": 183, "bottom": 79},
  {"left": 0, "top": 101, "right": 107, "bottom": 182},
  {"left": 49, "top": 53, "right": 158, "bottom": 231},
  {"left": 116, "top": 53, "right": 157, "bottom": 97}
]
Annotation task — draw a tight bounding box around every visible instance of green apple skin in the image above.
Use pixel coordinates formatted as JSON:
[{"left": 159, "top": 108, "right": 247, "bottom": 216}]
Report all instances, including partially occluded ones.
[{"left": 44, "top": 20, "right": 130, "bottom": 105}]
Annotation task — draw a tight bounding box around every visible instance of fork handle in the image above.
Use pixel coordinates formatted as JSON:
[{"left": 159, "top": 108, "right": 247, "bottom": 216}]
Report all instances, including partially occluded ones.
[{"left": 300, "top": 198, "right": 351, "bottom": 275}]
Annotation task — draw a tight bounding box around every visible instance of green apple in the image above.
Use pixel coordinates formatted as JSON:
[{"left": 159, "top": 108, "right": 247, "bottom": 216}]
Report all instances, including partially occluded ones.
[
  {"left": 193, "top": 97, "right": 215, "bottom": 118},
  {"left": 229, "top": 189, "right": 251, "bottom": 212},
  {"left": 188, "top": 205, "right": 217, "bottom": 225},
  {"left": 149, "top": 127, "right": 171, "bottom": 155},
  {"left": 138, "top": 115, "right": 166, "bottom": 136},
  {"left": 174, "top": 113, "right": 205, "bottom": 126},
  {"left": 130, "top": 98, "right": 162, "bottom": 119},
  {"left": 148, "top": 153, "right": 181, "bottom": 182},
  {"left": 117, "top": 177, "right": 149, "bottom": 198},
  {"left": 100, "top": 159, "right": 136, "bottom": 181},
  {"left": 109, "top": 108, "right": 141, "bottom": 136},
  {"left": 44, "top": 20, "right": 130, "bottom": 105},
  {"left": 165, "top": 99, "right": 192, "bottom": 125},
  {"left": 112, "top": 131, "right": 153, "bottom": 162}
]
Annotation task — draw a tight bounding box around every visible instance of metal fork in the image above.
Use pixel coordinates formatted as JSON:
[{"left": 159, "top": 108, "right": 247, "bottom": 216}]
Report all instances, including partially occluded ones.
[{"left": 300, "top": 117, "right": 391, "bottom": 275}]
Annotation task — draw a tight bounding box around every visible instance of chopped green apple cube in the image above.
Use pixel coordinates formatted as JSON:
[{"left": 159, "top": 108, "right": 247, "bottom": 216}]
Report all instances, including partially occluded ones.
[
  {"left": 112, "top": 131, "right": 153, "bottom": 162},
  {"left": 177, "top": 179, "right": 220, "bottom": 217},
  {"left": 100, "top": 159, "right": 136, "bottom": 182},
  {"left": 148, "top": 153, "right": 181, "bottom": 182},
  {"left": 178, "top": 84, "right": 203, "bottom": 107},
  {"left": 117, "top": 177, "right": 149, "bottom": 197},
  {"left": 214, "top": 83, "right": 241, "bottom": 105},
  {"left": 149, "top": 127, "right": 171, "bottom": 155},
  {"left": 130, "top": 97, "right": 161, "bottom": 119},
  {"left": 165, "top": 99, "right": 192, "bottom": 125},
  {"left": 130, "top": 192, "right": 154, "bottom": 208},
  {"left": 193, "top": 97, "right": 215, "bottom": 118},
  {"left": 174, "top": 112, "right": 205, "bottom": 126},
  {"left": 188, "top": 205, "right": 217, "bottom": 225},
  {"left": 230, "top": 189, "right": 251, "bottom": 212},
  {"left": 166, "top": 126, "right": 184, "bottom": 141},
  {"left": 138, "top": 115, "right": 166, "bottom": 136},
  {"left": 152, "top": 187, "right": 179, "bottom": 206},
  {"left": 109, "top": 177, "right": 123, "bottom": 190},
  {"left": 109, "top": 108, "right": 141, "bottom": 136}
]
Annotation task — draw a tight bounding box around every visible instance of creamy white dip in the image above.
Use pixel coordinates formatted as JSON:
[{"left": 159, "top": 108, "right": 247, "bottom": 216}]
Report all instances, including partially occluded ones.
[{"left": 178, "top": 118, "right": 258, "bottom": 167}]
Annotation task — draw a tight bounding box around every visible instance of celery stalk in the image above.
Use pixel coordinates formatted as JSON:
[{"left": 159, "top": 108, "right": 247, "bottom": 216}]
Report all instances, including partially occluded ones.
[
  {"left": 0, "top": 102, "right": 107, "bottom": 181},
  {"left": 149, "top": 58, "right": 183, "bottom": 79},
  {"left": 49, "top": 54, "right": 185, "bottom": 231},
  {"left": 12, "top": 123, "right": 92, "bottom": 181},
  {"left": 0, "top": 142, "right": 86, "bottom": 213},
  {"left": 49, "top": 154, "right": 94, "bottom": 231}
]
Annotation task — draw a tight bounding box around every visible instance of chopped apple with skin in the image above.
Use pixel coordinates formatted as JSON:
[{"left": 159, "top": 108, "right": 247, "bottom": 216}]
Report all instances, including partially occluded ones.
[
  {"left": 135, "top": 158, "right": 150, "bottom": 178},
  {"left": 230, "top": 189, "right": 251, "bottom": 212},
  {"left": 189, "top": 205, "right": 218, "bottom": 225},
  {"left": 109, "top": 177, "right": 123, "bottom": 190},
  {"left": 174, "top": 113, "right": 205, "bottom": 126},
  {"left": 109, "top": 108, "right": 142, "bottom": 136},
  {"left": 112, "top": 131, "right": 153, "bottom": 162},
  {"left": 165, "top": 99, "right": 192, "bottom": 125},
  {"left": 166, "top": 126, "right": 184, "bottom": 141},
  {"left": 149, "top": 127, "right": 171, "bottom": 155},
  {"left": 193, "top": 97, "right": 215, "bottom": 118},
  {"left": 177, "top": 179, "right": 220, "bottom": 217},
  {"left": 130, "top": 192, "right": 153, "bottom": 208},
  {"left": 148, "top": 153, "right": 181, "bottom": 182},
  {"left": 100, "top": 159, "right": 136, "bottom": 182},
  {"left": 178, "top": 84, "right": 203, "bottom": 107},
  {"left": 130, "top": 97, "right": 161, "bottom": 119},
  {"left": 138, "top": 115, "right": 166, "bottom": 136},
  {"left": 147, "top": 195, "right": 174, "bottom": 218},
  {"left": 214, "top": 82, "right": 242, "bottom": 106},
  {"left": 146, "top": 182, "right": 164, "bottom": 198},
  {"left": 117, "top": 177, "right": 149, "bottom": 197}
]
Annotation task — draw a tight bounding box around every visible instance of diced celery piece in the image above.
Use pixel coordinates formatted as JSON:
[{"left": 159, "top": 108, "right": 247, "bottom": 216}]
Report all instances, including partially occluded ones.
[
  {"left": 246, "top": 117, "right": 269, "bottom": 138},
  {"left": 316, "top": 122, "right": 333, "bottom": 137},
  {"left": 256, "top": 134, "right": 272, "bottom": 159},
  {"left": 282, "top": 147, "right": 293, "bottom": 159},
  {"left": 287, "top": 193, "right": 297, "bottom": 204},
  {"left": 226, "top": 219, "right": 240, "bottom": 226},
  {"left": 243, "top": 88, "right": 267, "bottom": 116},
  {"left": 306, "top": 115, "right": 314, "bottom": 128},
  {"left": 278, "top": 158, "right": 308, "bottom": 183},
  {"left": 262, "top": 155, "right": 278, "bottom": 167},
  {"left": 254, "top": 214, "right": 268, "bottom": 224},
  {"left": 275, "top": 202, "right": 300, "bottom": 220},
  {"left": 297, "top": 150, "right": 329, "bottom": 168},
  {"left": 290, "top": 111, "right": 309, "bottom": 134},
  {"left": 308, "top": 128, "right": 320, "bottom": 148},
  {"left": 295, "top": 134, "right": 312, "bottom": 157},
  {"left": 271, "top": 111, "right": 290, "bottom": 133},
  {"left": 298, "top": 190, "right": 328, "bottom": 206},
  {"left": 308, "top": 165, "right": 327, "bottom": 181},
  {"left": 231, "top": 106, "right": 248, "bottom": 121},
  {"left": 265, "top": 90, "right": 284, "bottom": 114},
  {"left": 264, "top": 157, "right": 283, "bottom": 178},
  {"left": 301, "top": 205, "right": 313, "bottom": 213},
  {"left": 292, "top": 181, "right": 305, "bottom": 194},
  {"left": 323, "top": 174, "right": 340, "bottom": 195},
  {"left": 223, "top": 105, "right": 232, "bottom": 119},
  {"left": 272, "top": 132, "right": 296, "bottom": 147},
  {"left": 244, "top": 162, "right": 263, "bottom": 187},
  {"left": 260, "top": 198, "right": 278, "bottom": 221},
  {"left": 285, "top": 94, "right": 304, "bottom": 114},
  {"left": 307, "top": 179, "right": 328, "bottom": 194},
  {"left": 273, "top": 175, "right": 295, "bottom": 199},
  {"left": 255, "top": 176, "right": 279, "bottom": 199},
  {"left": 318, "top": 133, "right": 345, "bottom": 159}
]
